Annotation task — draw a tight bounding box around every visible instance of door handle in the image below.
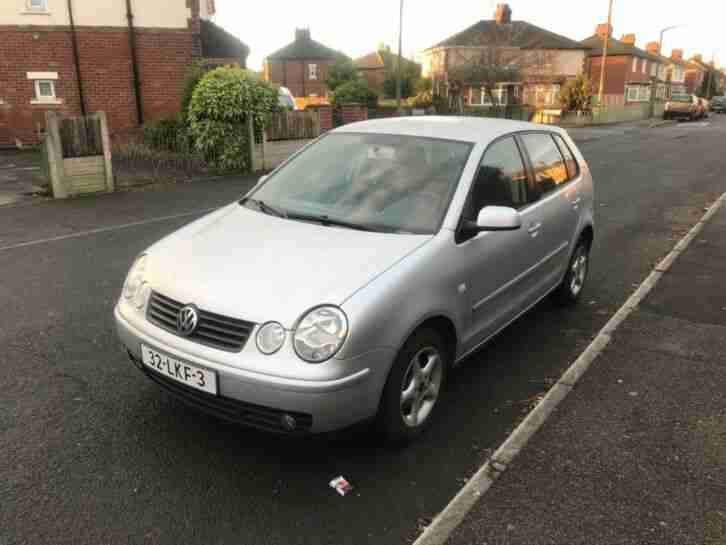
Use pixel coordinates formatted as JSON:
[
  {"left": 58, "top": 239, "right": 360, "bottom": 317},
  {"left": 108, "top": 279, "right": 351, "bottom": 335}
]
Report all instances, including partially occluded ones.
[{"left": 527, "top": 222, "right": 542, "bottom": 236}]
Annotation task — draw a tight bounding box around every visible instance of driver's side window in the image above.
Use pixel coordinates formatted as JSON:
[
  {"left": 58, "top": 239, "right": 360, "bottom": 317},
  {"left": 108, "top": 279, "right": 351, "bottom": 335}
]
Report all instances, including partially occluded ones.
[{"left": 465, "top": 136, "right": 529, "bottom": 220}]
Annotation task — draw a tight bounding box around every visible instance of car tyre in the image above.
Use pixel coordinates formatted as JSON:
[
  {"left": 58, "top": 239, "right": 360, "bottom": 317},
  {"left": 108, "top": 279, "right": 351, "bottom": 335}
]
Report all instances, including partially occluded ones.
[
  {"left": 376, "top": 327, "right": 448, "bottom": 444},
  {"left": 554, "top": 238, "right": 590, "bottom": 306}
]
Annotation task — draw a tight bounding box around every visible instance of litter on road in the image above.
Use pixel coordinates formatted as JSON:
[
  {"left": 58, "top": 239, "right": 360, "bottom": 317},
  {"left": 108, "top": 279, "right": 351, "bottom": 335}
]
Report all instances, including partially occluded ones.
[{"left": 329, "top": 476, "right": 354, "bottom": 497}]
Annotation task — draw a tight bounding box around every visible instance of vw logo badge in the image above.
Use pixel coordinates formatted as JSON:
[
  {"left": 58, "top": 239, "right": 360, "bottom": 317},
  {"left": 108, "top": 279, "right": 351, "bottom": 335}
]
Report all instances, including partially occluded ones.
[{"left": 177, "top": 305, "right": 199, "bottom": 336}]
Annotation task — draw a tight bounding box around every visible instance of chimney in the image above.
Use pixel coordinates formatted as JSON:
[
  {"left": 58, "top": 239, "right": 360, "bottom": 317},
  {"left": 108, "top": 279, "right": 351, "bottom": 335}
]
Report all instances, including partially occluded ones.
[
  {"left": 646, "top": 41, "right": 660, "bottom": 55},
  {"left": 494, "top": 4, "right": 512, "bottom": 24},
  {"left": 295, "top": 28, "right": 311, "bottom": 41},
  {"left": 671, "top": 49, "right": 683, "bottom": 61},
  {"left": 620, "top": 34, "right": 636, "bottom": 45},
  {"left": 596, "top": 23, "right": 613, "bottom": 37}
]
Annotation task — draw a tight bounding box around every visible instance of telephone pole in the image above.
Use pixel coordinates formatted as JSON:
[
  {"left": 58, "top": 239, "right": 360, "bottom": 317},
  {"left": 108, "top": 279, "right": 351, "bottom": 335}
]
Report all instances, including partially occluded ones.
[
  {"left": 597, "top": 0, "right": 614, "bottom": 106},
  {"left": 396, "top": 0, "right": 404, "bottom": 112}
]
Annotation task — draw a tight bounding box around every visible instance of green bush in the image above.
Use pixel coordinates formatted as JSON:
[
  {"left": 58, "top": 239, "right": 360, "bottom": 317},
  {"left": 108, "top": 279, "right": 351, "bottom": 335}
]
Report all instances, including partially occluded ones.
[
  {"left": 143, "top": 116, "right": 191, "bottom": 152},
  {"left": 180, "top": 61, "right": 208, "bottom": 122},
  {"left": 559, "top": 73, "right": 593, "bottom": 113},
  {"left": 188, "top": 67, "right": 278, "bottom": 172},
  {"left": 331, "top": 80, "right": 379, "bottom": 107},
  {"left": 408, "top": 90, "right": 433, "bottom": 109}
]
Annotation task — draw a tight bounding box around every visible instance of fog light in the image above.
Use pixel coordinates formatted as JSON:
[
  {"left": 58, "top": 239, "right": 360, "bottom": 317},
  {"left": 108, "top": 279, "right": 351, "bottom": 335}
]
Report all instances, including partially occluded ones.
[{"left": 280, "top": 414, "right": 297, "bottom": 431}]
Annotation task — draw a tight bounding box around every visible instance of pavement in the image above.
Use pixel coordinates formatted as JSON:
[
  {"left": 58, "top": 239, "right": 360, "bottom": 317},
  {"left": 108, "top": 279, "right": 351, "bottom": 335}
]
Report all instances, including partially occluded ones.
[
  {"left": 0, "top": 149, "right": 47, "bottom": 206},
  {"left": 2, "top": 116, "right": 726, "bottom": 545},
  {"left": 444, "top": 200, "right": 726, "bottom": 545}
]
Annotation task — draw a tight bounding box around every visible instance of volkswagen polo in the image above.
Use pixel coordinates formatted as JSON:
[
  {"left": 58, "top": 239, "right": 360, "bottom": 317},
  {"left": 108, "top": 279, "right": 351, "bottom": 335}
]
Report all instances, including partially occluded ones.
[{"left": 115, "top": 116, "right": 594, "bottom": 442}]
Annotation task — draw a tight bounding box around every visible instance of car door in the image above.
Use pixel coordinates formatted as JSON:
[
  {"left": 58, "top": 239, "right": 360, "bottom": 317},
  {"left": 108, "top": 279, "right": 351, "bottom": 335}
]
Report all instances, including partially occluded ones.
[
  {"left": 518, "top": 132, "right": 582, "bottom": 295},
  {"left": 455, "top": 136, "right": 546, "bottom": 353}
]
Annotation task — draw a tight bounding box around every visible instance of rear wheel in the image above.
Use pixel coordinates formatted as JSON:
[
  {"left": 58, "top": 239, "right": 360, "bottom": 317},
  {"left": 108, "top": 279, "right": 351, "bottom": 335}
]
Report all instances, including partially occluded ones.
[
  {"left": 554, "top": 239, "right": 590, "bottom": 305},
  {"left": 376, "top": 328, "right": 448, "bottom": 443}
]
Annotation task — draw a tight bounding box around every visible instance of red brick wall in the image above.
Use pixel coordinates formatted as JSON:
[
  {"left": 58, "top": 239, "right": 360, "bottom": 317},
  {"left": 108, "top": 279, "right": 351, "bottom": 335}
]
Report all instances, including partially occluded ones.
[
  {"left": 586, "top": 55, "right": 628, "bottom": 97},
  {"left": 0, "top": 25, "right": 193, "bottom": 147},
  {"left": 340, "top": 103, "right": 368, "bottom": 124},
  {"left": 0, "top": 28, "right": 82, "bottom": 146},
  {"left": 266, "top": 59, "right": 334, "bottom": 98}
]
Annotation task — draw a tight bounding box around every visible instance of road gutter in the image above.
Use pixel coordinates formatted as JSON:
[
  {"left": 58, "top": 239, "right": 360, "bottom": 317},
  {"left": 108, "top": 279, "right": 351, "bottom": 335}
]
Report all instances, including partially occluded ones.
[{"left": 413, "top": 191, "right": 726, "bottom": 545}]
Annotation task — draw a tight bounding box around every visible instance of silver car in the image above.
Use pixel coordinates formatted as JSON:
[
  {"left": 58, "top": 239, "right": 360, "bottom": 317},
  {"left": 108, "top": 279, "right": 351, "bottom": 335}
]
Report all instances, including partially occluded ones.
[{"left": 115, "top": 117, "right": 594, "bottom": 442}]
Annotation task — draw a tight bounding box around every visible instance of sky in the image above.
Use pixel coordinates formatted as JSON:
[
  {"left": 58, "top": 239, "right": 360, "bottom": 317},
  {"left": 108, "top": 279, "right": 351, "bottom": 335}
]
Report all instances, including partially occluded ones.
[{"left": 217, "top": 0, "right": 725, "bottom": 71}]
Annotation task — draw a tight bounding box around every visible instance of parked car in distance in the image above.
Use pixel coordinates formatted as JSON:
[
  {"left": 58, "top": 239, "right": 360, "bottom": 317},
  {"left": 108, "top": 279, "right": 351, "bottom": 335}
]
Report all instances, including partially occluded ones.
[
  {"left": 710, "top": 96, "right": 726, "bottom": 113},
  {"left": 115, "top": 117, "right": 595, "bottom": 443},
  {"left": 277, "top": 86, "right": 298, "bottom": 111},
  {"left": 664, "top": 94, "right": 707, "bottom": 121}
]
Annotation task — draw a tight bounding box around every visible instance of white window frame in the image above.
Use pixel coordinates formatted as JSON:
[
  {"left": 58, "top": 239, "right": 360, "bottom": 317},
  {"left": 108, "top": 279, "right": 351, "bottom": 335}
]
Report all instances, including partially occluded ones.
[
  {"left": 626, "top": 84, "right": 650, "bottom": 102},
  {"left": 650, "top": 62, "right": 657, "bottom": 77},
  {"left": 27, "top": 71, "right": 61, "bottom": 104},
  {"left": 642, "top": 60, "right": 647, "bottom": 74},
  {"left": 25, "top": 0, "right": 49, "bottom": 12},
  {"left": 308, "top": 63, "right": 318, "bottom": 80},
  {"left": 632, "top": 58, "right": 638, "bottom": 72},
  {"left": 469, "top": 85, "right": 508, "bottom": 107}
]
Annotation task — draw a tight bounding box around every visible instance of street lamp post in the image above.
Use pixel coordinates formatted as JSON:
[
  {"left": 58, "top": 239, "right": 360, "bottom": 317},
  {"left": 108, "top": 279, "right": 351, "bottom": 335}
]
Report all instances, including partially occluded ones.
[
  {"left": 597, "top": 0, "right": 614, "bottom": 106},
  {"left": 658, "top": 25, "right": 681, "bottom": 56}
]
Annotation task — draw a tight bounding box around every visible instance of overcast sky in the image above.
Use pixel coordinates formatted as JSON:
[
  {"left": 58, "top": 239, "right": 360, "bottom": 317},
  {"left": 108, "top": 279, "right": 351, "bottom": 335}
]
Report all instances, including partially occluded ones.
[{"left": 217, "top": 0, "right": 725, "bottom": 71}]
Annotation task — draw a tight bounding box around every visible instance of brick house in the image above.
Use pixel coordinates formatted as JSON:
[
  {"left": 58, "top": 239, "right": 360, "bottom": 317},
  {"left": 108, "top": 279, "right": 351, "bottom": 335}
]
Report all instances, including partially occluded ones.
[
  {"left": 684, "top": 54, "right": 711, "bottom": 96},
  {"left": 354, "top": 46, "right": 421, "bottom": 95},
  {"left": 663, "top": 49, "right": 688, "bottom": 96},
  {"left": 420, "top": 4, "right": 589, "bottom": 108},
  {"left": 582, "top": 25, "right": 666, "bottom": 106},
  {"left": 0, "top": 0, "right": 249, "bottom": 147},
  {"left": 264, "top": 29, "right": 339, "bottom": 100}
]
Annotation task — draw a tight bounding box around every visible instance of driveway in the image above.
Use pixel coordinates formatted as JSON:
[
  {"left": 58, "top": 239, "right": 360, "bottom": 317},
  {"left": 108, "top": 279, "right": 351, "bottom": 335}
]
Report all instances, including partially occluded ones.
[{"left": 0, "top": 149, "right": 47, "bottom": 206}]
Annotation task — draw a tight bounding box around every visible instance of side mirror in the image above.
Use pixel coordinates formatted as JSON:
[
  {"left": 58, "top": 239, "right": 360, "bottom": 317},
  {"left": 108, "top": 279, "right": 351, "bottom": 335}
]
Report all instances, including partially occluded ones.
[{"left": 465, "top": 206, "right": 522, "bottom": 233}]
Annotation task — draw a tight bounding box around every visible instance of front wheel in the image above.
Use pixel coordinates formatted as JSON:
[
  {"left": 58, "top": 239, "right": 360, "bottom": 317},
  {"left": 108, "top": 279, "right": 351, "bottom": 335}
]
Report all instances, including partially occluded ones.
[
  {"left": 554, "top": 239, "right": 590, "bottom": 305},
  {"left": 376, "top": 328, "right": 448, "bottom": 443}
]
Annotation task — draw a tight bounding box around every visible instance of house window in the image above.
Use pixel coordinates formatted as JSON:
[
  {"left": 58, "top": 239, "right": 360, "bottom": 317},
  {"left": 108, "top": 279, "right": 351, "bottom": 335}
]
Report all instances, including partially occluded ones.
[
  {"left": 626, "top": 84, "right": 650, "bottom": 102},
  {"left": 632, "top": 58, "right": 638, "bottom": 72},
  {"left": 642, "top": 60, "right": 647, "bottom": 74},
  {"left": 469, "top": 86, "right": 507, "bottom": 106},
  {"left": 650, "top": 62, "right": 657, "bottom": 77},
  {"left": 27, "top": 0, "right": 48, "bottom": 11},
  {"left": 308, "top": 63, "right": 318, "bottom": 80},
  {"left": 27, "top": 72, "right": 60, "bottom": 104}
]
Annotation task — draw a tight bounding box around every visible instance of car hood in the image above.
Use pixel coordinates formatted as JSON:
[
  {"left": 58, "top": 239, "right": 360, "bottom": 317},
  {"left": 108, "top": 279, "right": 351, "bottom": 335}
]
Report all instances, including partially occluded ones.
[{"left": 145, "top": 204, "right": 431, "bottom": 327}]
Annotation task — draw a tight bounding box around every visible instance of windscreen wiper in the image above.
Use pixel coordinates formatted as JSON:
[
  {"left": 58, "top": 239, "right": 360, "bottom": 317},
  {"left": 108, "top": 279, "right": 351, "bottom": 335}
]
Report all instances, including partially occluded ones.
[
  {"left": 285, "top": 212, "right": 392, "bottom": 233},
  {"left": 240, "top": 198, "right": 287, "bottom": 218}
]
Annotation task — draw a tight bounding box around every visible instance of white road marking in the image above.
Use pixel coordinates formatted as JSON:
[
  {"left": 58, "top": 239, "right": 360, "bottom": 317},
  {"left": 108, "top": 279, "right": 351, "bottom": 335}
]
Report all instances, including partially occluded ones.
[
  {"left": 0, "top": 208, "right": 217, "bottom": 253},
  {"left": 413, "top": 191, "right": 726, "bottom": 545}
]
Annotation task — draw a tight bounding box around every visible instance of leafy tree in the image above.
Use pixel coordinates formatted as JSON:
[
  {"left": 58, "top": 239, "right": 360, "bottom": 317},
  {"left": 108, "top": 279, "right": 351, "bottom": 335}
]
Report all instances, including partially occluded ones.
[
  {"left": 188, "top": 67, "right": 278, "bottom": 172},
  {"left": 697, "top": 69, "right": 719, "bottom": 99},
  {"left": 559, "top": 73, "right": 593, "bottom": 112},
  {"left": 382, "top": 56, "right": 421, "bottom": 99},
  {"left": 325, "top": 56, "right": 359, "bottom": 92},
  {"left": 330, "top": 80, "right": 379, "bottom": 106}
]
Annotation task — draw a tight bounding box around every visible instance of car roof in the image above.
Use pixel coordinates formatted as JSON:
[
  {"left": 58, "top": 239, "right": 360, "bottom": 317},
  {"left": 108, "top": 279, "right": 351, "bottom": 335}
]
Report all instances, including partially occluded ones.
[{"left": 333, "top": 116, "right": 563, "bottom": 143}]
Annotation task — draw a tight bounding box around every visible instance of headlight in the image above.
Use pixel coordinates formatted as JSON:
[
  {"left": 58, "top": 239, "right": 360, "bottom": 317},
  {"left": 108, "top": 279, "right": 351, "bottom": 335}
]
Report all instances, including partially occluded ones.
[
  {"left": 123, "top": 254, "right": 147, "bottom": 306},
  {"left": 256, "top": 321, "right": 286, "bottom": 355},
  {"left": 293, "top": 306, "right": 348, "bottom": 363}
]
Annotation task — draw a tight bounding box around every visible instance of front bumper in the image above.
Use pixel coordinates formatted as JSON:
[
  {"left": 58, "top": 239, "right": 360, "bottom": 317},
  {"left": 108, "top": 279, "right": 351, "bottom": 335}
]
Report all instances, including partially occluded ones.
[{"left": 115, "top": 304, "right": 394, "bottom": 433}]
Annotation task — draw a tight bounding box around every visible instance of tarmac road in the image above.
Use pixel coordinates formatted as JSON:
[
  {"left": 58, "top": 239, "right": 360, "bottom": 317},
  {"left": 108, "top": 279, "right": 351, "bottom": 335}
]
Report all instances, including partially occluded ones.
[{"left": 2, "top": 115, "right": 725, "bottom": 545}]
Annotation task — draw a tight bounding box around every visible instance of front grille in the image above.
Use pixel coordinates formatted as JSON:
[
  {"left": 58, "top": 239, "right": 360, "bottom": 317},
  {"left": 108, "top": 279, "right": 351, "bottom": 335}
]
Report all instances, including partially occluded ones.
[
  {"left": 147, "top": 291, "right": 255, "bottom": 352},
  {"left": 130, "top": 352, "right": 313, "bottom": 434}
]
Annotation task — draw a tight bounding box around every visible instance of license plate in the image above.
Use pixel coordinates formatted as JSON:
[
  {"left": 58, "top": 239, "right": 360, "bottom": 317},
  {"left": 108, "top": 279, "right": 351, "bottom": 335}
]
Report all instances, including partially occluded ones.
[{"left": 141, "top": 344, "right": 218, "bottom": 395}]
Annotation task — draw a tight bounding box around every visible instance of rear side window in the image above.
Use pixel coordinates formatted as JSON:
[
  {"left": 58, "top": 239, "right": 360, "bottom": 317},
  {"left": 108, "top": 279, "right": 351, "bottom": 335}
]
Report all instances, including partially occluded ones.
[
  {"left": 553, "top": 134, "right": 579, "bottom": 180},
  {"left": 465, "top": 137, "right": 529, "bottom": 218},
  {"left": 520, "top": 133, "right": 568, "bottom": 197}
]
